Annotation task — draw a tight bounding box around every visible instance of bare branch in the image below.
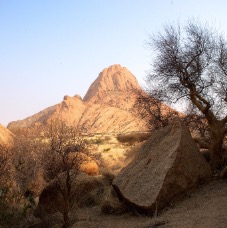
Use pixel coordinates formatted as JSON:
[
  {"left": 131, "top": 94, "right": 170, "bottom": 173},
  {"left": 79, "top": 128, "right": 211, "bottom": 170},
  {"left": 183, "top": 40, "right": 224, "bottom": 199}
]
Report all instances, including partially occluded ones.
[{"left": 146, "top": 20, "right": 227, "bottom": 168}]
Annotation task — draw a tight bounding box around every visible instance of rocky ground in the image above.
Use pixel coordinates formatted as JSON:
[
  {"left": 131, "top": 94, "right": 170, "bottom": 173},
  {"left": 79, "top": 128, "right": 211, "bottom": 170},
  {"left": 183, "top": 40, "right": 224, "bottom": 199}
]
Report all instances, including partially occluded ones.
[
  {"left": 11, "top": 131, "right": 227, "bottom": 228},
  {"left": 74, "top": 179, "right": 227, "bottom": 228}
]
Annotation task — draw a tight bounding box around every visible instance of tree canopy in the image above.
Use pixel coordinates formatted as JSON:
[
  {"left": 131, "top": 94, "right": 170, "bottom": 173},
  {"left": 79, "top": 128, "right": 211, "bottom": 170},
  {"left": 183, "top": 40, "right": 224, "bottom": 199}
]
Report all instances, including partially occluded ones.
[{"left": 146, "top": 20, "right": 227, "bottom": 168}]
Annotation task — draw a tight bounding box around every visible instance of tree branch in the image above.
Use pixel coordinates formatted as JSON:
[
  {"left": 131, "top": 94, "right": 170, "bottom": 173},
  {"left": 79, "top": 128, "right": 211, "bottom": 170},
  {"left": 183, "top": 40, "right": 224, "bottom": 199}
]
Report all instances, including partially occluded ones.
[
  {"left": 224, "top": 126, "right": 227, "bottom": 134},
  {"left": 222, "top": 115, "right": 227, "bottom": 124},
  {"left": 193, "top": 137, "right": 209, "bottom": 149}
]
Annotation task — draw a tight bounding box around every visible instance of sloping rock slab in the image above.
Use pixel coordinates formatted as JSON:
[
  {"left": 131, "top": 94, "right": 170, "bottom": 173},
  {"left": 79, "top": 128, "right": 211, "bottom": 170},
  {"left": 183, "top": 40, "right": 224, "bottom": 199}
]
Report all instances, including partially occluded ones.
[{"left": 113, "top": 118, "right": 211, "bottom": 214}]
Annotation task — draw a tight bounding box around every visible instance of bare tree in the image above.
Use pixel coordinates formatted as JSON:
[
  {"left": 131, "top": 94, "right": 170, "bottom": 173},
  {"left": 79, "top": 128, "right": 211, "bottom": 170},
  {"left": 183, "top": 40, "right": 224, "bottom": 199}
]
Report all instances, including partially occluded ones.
[
  {"left": 42, "top": 119, "right": 88, "bottom": 228},
  {"left": 0, "top": 145, "right": 12, "bottom": 189},
  {"left": 182, "top": 103, "right": 210, "bottom": 148},
  {"left": 0, "top": 141, "right": 38, "bottom": 226},
  {"left": 0, "top": 144, "right": 16, "bottom": 226},
  {"left": 10, "top": 127, "right": 47, "bottom": 198},
  {"left": 134, "top": 89, "right": 179, "bottom": 131},
  {"left": 146, "top": 20, "right": 227, "bottom": 169}
]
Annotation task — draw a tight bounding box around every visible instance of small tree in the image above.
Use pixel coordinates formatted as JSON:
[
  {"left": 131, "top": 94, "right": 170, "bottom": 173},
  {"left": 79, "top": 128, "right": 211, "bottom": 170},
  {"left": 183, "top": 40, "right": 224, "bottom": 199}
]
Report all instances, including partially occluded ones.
[
  {"left": 11, "top": 129, "right": 44, "bottom": 196},
  {"left": 0, "top": 144, "right": 16, "bottom": 226},
  {"left": 0, "top": 145, "right": 12, "bottom": 189},
  {"left": 0, "top": 143, "right": 36, "bottom": 226},
  {"left": 42, "top": 119, "right": 88, "bottom": 228},
  {"left": 146, "top": 20, "right": 227, "bottom": 169}
]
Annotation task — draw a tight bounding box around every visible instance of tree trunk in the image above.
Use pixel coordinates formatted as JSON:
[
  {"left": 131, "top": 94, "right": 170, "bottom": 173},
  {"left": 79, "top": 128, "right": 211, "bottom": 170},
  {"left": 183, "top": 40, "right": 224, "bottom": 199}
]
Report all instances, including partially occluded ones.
[
  {"left": 209, "top": 120, "right": 225, "bottom": 169},
  {"left": 62, "top": 201, "right": 70, "bottom": 228}
]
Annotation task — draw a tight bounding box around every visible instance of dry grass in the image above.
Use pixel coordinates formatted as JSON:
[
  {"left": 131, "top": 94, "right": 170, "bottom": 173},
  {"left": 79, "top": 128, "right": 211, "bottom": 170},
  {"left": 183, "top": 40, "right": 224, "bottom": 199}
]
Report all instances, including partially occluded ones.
[
  {"left": 124, "top": 143, "right": 143, "bottom": 165},
  {"left": 82, "top": 133, "right": 146, "bottom": 173}
]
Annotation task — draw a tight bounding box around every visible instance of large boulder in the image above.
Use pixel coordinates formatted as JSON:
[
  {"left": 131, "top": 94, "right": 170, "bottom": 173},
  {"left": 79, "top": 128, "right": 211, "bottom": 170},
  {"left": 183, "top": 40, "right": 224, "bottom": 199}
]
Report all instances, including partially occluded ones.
[
  {"left": 113, "top": 118, "right": 211, "bottom": 214},
  {"left": 34, "top": 172, "right": 111, "bottom": 218}
]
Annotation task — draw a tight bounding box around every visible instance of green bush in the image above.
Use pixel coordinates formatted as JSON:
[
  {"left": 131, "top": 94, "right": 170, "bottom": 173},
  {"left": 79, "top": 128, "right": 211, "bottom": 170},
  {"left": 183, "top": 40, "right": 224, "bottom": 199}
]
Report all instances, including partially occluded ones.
[
  {"left": 85, "top": 137, "right": 105, "bottom": 145},
  {"left": 94, "top": 138, "right": 105, "bottom": 144}
]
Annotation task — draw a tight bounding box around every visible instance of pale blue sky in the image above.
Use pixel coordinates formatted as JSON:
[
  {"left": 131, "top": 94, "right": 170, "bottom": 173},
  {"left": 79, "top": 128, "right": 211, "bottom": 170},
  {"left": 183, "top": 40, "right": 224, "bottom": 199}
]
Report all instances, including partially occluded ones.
[{"left": 1, "top": 0, "right": 227, "bottom": 126}]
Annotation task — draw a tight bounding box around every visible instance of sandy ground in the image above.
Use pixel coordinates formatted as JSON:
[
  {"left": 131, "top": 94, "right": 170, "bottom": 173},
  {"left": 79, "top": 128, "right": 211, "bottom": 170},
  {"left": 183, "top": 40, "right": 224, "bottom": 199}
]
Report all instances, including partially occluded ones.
[{"left": 73, "top": 179, "right": 227, "bottom": 228}]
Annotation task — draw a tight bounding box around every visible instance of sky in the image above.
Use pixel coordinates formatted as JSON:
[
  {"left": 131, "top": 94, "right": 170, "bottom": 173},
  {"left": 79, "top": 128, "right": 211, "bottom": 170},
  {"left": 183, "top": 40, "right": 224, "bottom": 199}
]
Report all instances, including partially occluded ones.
[{"left": 1, "top": 0, "right": 227, "bottom": 126}]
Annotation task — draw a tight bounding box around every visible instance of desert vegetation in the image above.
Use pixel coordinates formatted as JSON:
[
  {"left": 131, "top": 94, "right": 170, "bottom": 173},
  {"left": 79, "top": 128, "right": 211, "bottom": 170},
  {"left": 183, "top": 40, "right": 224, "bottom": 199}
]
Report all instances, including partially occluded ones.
[
  {"left": 0, "top": 119, "right": 142, "bottom": 227},
  {"left": 117, "top": 131, "right": 151, "bottom": 145},
  {"left": 137, "top": 20, "right": 227, "bottom": 170},
  {"left": 0, "top": 134, "right": 39, "bottom": 226},
  {"left": 40, "top": 120, "right": 90, "bottom": 227},
  {"left": 1, "top": 18, "right": 227, "bottom": 228}
]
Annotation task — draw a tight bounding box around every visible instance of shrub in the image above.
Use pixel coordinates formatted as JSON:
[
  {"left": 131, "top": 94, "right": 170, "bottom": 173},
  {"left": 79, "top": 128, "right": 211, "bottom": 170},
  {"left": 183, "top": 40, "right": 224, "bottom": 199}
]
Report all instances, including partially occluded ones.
[
  {"left": 0, "top": 186, "right": 36, "bottom": 227},
  {"left": 94, "top": 138, "right": 105, "bottom": 144},
  {"left": 0, "top": 133, "right": 39, "bottom": 227},
  {"left": 85, "top": 137, "right": 105, "bottom": 145},
  {"left": 117, "top": 132, "right": 151, "bottom": 145},
  {"left": 103, "top": 148, "right": 111, "bottom": 152}
]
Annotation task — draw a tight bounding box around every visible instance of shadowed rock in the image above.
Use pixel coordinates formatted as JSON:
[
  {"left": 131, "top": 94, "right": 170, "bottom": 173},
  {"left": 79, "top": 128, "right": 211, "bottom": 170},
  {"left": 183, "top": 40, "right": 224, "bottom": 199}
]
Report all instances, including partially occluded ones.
[{"left": 34, "top": 172, "right": 112, "bottom": 218}]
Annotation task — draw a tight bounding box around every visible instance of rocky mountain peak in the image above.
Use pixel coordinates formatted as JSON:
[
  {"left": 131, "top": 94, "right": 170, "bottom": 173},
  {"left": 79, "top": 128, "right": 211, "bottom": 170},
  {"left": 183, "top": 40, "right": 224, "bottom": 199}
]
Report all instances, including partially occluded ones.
[
  {"left": 7, "top": 64, "right": 149, "bottom": 133},
  {"left": 83, "top": 64, "right": 141, "bottom": 101}
]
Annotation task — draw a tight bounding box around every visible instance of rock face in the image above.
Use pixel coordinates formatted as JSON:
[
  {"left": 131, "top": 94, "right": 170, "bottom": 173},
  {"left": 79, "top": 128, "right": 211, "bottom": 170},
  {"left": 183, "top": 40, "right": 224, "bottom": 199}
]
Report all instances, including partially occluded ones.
[
  {"left": 113, "top": 118, "right": 211, "bottom": 214},
  {"left": 83, "top": 64, "right": 141, "bottom": 102},
  {"left": 0, "top": 123, "right": 14, "bottom": 145},
  {"left": 8, "top": 64, "right": 147, "bottom": 133}
]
